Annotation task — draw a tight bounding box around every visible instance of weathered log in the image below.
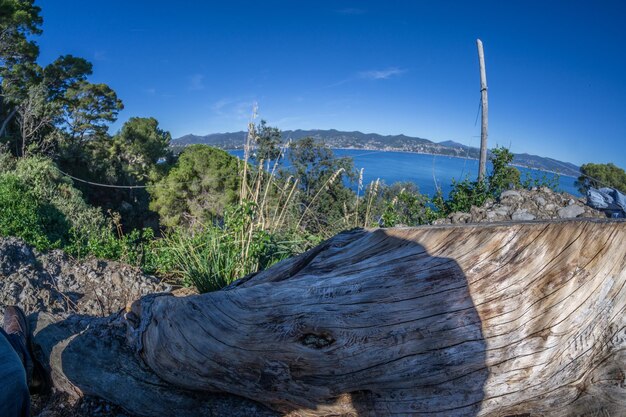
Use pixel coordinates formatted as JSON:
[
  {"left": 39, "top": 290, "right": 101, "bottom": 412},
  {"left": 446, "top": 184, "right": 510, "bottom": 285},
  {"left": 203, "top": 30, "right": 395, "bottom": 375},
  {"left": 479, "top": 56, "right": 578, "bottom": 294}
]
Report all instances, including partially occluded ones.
[{"left": 32, "top": 220, "right": 626, "bottom": 416}]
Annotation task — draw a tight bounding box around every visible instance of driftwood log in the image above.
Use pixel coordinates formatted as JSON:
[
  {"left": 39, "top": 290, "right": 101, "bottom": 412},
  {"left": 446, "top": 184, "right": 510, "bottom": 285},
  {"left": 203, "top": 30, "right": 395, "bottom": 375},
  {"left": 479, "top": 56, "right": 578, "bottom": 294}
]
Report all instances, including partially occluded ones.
[{"left": 32, "top": 220, "right": 626, "bottom": 416}]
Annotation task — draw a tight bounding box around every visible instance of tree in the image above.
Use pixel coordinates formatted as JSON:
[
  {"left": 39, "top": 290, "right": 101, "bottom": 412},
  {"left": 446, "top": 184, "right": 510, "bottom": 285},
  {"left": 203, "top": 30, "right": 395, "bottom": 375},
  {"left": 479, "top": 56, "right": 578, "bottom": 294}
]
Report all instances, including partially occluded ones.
[
  {"left": 42, "top": 54, "right": 92, "bottom": 100},
  {"left": 252, "top": 119, "right": 282, "bottom": 163},
  {"left": 149, "top": 145, "right": 241, "bottom": 228},
  {"left": 2, "top": 54, "right": 122, "bottom": 156},
  {"left": 66, "top": 117, "right": 171, "bottom": 231},
  {"left": 107, "top": 117, "right": 171, "bottom": 183},
  {"left": 60, "top": 80, "right": 123, "bottom": 143},
  {"left": 0, "top": 0, "right": 42, "bottom": 137},
  {"left": 0, "top": 0, "right": 42, "bottom": 66},
  {"left": 576, "top": 162, "right": 626, "bottom": 194},
  {"left": 487, "top": 146, "right": 520, "bottom": 194},
  {"left": 13, "top": 79, "right": 60, "bottom": 156},
  {"left": 283, "top": 137, "right": 356, "bottom": 235}
]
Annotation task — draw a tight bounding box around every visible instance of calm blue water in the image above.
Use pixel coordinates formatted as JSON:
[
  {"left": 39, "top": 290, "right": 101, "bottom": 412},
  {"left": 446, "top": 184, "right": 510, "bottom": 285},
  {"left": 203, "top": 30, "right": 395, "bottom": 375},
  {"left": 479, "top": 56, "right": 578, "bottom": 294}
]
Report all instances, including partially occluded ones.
[{"left": 230, "top": 149, "right": 580, "bottom": 197}]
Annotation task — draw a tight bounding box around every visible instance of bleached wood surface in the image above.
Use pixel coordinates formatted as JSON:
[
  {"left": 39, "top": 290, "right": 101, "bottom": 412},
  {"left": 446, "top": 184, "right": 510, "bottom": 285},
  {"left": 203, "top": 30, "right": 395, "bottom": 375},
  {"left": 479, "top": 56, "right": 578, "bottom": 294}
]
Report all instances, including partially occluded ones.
[{"left": 35, "top": 220, "right": 626, "bottom": 416}]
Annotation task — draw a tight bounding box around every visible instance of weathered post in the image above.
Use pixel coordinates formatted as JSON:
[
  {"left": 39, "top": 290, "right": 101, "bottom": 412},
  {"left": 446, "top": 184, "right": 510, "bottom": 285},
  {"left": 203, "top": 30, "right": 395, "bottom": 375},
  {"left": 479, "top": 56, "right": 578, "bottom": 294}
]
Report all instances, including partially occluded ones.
[{"left": 476, "top": 39, "right": 488, "bottom": 182}]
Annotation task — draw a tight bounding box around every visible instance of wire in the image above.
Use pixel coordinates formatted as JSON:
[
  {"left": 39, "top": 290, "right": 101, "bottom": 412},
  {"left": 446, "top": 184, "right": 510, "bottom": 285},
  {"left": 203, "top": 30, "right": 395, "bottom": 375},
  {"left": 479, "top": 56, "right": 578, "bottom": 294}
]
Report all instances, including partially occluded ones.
[{"left": 54, "top": 167, "right": 154, "bottom": 189}]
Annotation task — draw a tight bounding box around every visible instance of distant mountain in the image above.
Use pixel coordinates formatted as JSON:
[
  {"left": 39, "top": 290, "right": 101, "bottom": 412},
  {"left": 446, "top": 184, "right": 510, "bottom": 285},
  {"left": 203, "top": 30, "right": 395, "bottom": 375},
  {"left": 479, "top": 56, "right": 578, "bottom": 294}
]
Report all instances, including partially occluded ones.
[{"left": 173, "top": 129, "right": 580, "bottom": 177}]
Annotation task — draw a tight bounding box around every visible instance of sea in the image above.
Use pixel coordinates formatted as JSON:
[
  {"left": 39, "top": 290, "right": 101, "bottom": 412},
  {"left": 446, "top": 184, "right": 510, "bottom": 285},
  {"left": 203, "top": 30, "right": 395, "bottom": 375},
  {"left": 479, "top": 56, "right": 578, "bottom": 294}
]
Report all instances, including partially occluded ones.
[{"left": 229, "top": 149, "right": 580, "bottom": 198}]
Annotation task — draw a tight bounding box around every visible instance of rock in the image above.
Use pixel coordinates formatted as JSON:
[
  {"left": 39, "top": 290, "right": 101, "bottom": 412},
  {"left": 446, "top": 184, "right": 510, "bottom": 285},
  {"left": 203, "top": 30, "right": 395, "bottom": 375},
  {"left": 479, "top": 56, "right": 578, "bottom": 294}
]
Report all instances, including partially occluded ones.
[
  {"left": 111, "top": 271, "right": 123, "bottom": 287},
  {"left": 450, "top": 212, "right": 471, "bottom": 224},
  {"left": 494, "top": 207, "right": 511, "bottom": 217},
  {"left": 558, "top": 204, "right": 585, "bottom": 219},
  {"left": 500, "top": 190, "right": 522, "bottom": 205},
  {"left": 433, "top": 188, "right": 605, "bottom": 225},
  {"left": 512, "top": 209, "right": 536, "bottom": 221},
  {"left": 534, "top": 196, "right": 547, "bottom": 207},
  {"left": 0, "top": 238, "right": 170, "bottom": 320}
]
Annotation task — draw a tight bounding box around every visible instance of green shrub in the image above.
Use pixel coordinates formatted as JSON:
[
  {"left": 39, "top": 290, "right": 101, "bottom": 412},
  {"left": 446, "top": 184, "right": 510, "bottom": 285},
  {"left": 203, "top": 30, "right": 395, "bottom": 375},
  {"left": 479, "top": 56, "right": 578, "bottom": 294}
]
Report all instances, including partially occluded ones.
[
  {"left": 66, "top": 225, "right": 156, "bottom": 266},
  {"left": 13, "top": 156, "right": 107, "bottom": 236},
  {"left": 0, "top": 174, "right": 70, "bottom": 250},
  {"left": 521, "top": 172, "right": 560, "bottom": 191},
  {"left": 488, "top": 147, "right": 520, "bottom": 195},
  {"left": 362, "top": 181, "right": 438, "bottom": 227},
  {"left": 436, "top": 146, "right": 522, "bottom": 216},
  {"left": 149, "top": 144, "right": 241, "bottom": 228},
  {"left": 154, "top": 201, "right": 294, "bottom": 293},
  {"left": 575, "top": 162, "right": 626, "bottom": 194}
]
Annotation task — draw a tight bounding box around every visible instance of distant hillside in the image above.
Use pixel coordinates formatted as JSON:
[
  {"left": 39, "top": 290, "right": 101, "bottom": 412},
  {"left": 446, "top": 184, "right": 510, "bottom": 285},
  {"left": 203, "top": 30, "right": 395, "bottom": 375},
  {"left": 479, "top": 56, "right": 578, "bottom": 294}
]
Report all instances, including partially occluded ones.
[{"left": 173, "top": 129, "right": 580, "bottom": 177}]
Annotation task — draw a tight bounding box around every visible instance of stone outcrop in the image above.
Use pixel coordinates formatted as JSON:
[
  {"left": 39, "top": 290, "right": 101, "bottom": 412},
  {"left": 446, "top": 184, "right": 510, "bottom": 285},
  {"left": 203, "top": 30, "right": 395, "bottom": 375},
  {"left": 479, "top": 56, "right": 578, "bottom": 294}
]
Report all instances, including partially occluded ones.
[
  {"left": 434, "top": 187, "right": 604, "bottom": 225},
  {"left": 0, "top": 237, "right": 169, "bottom": 320}
]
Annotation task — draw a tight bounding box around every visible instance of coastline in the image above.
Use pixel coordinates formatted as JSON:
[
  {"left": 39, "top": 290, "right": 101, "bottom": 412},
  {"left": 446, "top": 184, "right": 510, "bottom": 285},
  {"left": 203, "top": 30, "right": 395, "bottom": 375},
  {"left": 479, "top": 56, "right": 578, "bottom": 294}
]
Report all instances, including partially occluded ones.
[
  {"left": 276, "top": 147, "right": 578, "bottom": 179},
  {"left": 329, "top": 147, "right": 579, "bottom": 178},
  {"left": 225, "top": 145, "right": 580, "bottom": 179}
]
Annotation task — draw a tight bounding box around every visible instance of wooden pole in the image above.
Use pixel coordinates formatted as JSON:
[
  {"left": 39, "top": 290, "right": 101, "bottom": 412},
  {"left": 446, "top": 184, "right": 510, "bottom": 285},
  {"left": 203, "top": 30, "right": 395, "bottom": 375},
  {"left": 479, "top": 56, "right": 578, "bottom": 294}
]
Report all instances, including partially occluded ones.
[{"left": 476, "top": 39, "right": 488, "bottom": 182}]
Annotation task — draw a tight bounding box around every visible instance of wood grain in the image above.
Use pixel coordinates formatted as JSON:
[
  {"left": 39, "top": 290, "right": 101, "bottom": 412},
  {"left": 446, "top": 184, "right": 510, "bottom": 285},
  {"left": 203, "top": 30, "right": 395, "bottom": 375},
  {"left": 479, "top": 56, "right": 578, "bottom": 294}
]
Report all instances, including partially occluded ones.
[{"left": 35, "top": 220, "right": 626, "bottom": 416}]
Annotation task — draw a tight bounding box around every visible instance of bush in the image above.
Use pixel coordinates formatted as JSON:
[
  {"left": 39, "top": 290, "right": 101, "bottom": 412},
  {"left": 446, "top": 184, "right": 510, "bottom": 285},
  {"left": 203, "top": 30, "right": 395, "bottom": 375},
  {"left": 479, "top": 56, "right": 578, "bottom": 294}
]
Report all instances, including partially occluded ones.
[
  {"left": 12, "top": 155, "right": 107, "bottom": 236},
  {"left": 360, "top": 181, "right": 437, "bottom": 227},
  {"left": 575, "top": 162, "right": 626, "bottom": 194},
  {"left": 436, "top": 147, "right": 521, "bottom": 216},
  {"left": 0, "top": 174, "right": 70, "bottom": 250},
  {"left": 149, "top": 145, "right": 241, "bottom": 229},
  {"left": 153, "top": 201, "right": 294, "bottom": 293}
]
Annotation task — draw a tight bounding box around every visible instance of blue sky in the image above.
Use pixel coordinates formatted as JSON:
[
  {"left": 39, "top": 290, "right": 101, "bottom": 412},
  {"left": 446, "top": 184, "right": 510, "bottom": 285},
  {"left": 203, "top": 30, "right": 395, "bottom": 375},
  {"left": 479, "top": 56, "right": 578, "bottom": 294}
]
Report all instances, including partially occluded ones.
[{"left": 36, "top": 1, "right": 626, "bottom": 167}]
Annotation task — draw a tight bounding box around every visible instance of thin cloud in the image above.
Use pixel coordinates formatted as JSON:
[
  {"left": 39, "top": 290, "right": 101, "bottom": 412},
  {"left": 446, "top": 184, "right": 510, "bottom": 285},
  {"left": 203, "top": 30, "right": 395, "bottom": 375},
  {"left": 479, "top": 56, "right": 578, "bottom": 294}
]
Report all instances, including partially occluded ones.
[
  {"left": 188, "top": 74, "right": 205, "bottom": 91},
  {"left": 211, "top": 97, "right": 257, "bottom": 120},
  {"left": 358, "top": 67, "right": 407, "bottom": 80}
]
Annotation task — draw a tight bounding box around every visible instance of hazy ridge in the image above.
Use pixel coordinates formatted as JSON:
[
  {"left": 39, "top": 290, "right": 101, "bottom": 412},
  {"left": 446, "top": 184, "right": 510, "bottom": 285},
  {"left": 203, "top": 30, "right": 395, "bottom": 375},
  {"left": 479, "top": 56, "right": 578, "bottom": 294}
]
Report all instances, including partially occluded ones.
[{"left": 174, "top": 129, "right": 580, "bottom": 177}]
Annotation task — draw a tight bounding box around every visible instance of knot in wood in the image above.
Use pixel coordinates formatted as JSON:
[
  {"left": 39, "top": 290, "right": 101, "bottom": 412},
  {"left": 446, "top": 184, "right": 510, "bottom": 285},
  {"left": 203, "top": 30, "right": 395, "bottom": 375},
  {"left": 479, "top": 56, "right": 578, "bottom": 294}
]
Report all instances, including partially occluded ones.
[{"left": 299, "top": 332, "right": 335, "bottom": 349}]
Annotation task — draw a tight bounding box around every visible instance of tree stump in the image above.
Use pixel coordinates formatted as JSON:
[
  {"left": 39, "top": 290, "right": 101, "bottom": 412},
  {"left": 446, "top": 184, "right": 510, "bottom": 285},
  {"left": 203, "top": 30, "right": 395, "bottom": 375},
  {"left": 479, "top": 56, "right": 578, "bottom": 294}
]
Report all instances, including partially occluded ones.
[{"left": 32, "top": 220, "right": 626, "bottom": 416}]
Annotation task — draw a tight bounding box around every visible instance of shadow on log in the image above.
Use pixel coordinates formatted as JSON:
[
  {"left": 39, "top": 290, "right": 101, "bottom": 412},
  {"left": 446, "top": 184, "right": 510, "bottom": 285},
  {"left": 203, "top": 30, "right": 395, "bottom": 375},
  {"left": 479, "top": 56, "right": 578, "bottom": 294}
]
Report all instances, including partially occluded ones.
[{"left": 32, "top": 220, "right": 626, "bottom": 416}]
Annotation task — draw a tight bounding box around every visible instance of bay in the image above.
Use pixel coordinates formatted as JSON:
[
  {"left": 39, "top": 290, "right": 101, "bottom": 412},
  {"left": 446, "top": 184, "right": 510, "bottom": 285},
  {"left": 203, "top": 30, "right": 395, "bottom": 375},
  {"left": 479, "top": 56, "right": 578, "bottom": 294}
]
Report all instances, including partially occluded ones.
[{"left": 229, "top": 149, "right": 580, "bottom": 197}]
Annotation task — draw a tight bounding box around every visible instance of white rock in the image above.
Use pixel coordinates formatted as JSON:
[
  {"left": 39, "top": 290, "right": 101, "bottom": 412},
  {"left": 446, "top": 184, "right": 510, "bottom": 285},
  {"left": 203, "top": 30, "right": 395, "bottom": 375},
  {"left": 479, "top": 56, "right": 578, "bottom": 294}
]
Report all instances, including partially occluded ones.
[
  {"left": 512, "top": 210, "right": 536, "bottom": 221},
  {"left": 558, "top": 204, "right": 585, "bottom": 219}
]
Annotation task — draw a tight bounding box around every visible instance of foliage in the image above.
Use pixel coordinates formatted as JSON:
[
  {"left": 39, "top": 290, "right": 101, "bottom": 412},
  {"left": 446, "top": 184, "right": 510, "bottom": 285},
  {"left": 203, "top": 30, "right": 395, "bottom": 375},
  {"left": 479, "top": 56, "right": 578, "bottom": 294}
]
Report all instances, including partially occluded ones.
[
  {"left": 65, "top": 117, "right": 171, "bottom": 231},
  {"left": 149, "top": 144, "right": 241, "bottom": 228},
  {"left": 59, "top": 80, "right": 123, "bottom": 142},
  {"left": 252, "top": 119, "right": 282, "bottom": 163},
  {"left": 154, "top": 201, "right": 293, "bottom": 293},
  {"left": 521, "top": 171, "right": 560, "bottom": 191},
  {"left": 377, "top": 182, "right": 439, "bottom": 227},
  {"left": 12, "top": 155, "right": 107, "bottom": 235},
  {"left": 0, "top": 145, "right": 15, "bottom": 172},
  {"left": 488, "top": 147, "right": 520, "bottom": 195},
  {"left": 575, "top": 162, "right": 626, "bottom": 194},
  {"left": 0, "top": 0, "right": 42, "bottom": 67},
  {"left": 66, "top": 224, "right": 156, "bottom": 268},
  {"left": 444, "top": 177, "right": 489, "bottom": 214},
  {"left": 0, "top": 173, "right": 69, "bottom": 250},
  {"left": 282, "top": 137, "right": 357, "bottom": 235},
  {"left": 108, "top": 117, "right": 171, "bottom": 182},
  {"left": 436, "top": 146, "right": 521, "bottom": 215}
]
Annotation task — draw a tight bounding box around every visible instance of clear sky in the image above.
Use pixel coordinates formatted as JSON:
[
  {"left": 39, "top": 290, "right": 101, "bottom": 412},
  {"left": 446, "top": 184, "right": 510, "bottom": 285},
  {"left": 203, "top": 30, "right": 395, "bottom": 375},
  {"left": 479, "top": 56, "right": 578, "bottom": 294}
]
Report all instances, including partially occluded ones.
[{"left": 36, "top": 0, "right": 626, "bottom": 167}]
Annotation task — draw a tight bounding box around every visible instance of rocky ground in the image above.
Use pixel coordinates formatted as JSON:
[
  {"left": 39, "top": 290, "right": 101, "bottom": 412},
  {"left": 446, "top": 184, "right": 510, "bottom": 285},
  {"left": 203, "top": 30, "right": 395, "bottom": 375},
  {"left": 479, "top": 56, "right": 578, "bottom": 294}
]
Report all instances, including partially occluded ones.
[
  {"left": 0, "top": 237, "right": 171, "bottom": 417},
  {"left": 0, "top": 188, "right": 608, "bottom": 416},
  {"left": 433, "top": 187, "right": 605, "bottom": 225}
]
